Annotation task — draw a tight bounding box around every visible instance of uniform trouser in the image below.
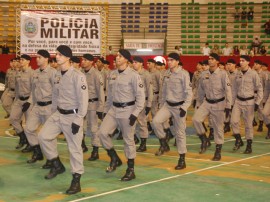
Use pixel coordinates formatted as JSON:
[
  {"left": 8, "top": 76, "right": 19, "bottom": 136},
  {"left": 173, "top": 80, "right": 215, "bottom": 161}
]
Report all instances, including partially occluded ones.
[
  {"left": 136, "top": 107, "right": 148, "bottom": 138},
  {"left": 231, "top": 102, "right": 254, "bottom": 139},
  {"left": 262, "top": 97, "right": 270, "bottom": 125},
  {"left": 257, "top": 102, "right": 264, "bottom": 121},
  {"left": 38, "top": 112, "right": 84, "bottom": 174},
  {"left": 152, "top": 104, "right": 187, "bottom": 154},
  {"left": 10, "top": 100, "right": 31, "bottom": 134},
  {"left": 1, "top": 89, "right": 14, "bottom": 115},
  {"left": 24, "top": 105, "right": 51, "bottom": 146},
  {"left": 195, "top": 102, "right": 214, "bottom": 127},
  {"left": 192, "top": 102, "right": 225, "bottom": 144},
  {"left": 85, "top": 110, "right": 100, "bottom": 147},
  {"left": 99, "top": 113, "right": 136, "bottom": 159}
]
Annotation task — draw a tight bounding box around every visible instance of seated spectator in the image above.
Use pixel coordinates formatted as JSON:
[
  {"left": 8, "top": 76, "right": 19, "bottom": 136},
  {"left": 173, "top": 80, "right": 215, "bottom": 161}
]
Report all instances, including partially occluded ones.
[
  {"left": 264, "top": 19, "right": 270, "bottom": 35},
  {"left": 178, "top": 45, "right": 183, "bottom": 55},
  {"left": 107, "top": 45, "right": 115, "bottom": 55},
  {"left": 251, "top": 36, "right": 263, "bottom": 53},
  {"left": 249, "top": 47, "right": 256, "bottom": 57},
  {"left": 2, "top": 43, "right": 9, "bottom": 54},
  {"left": 202, "top": 42, "right": 211, "bottom": 56},
  {"left": 240, "top": 45, "right": 249, "bottom": 55},
  {"left": 233, "top": 45, "right": 240, "bottom": 56},
  {"left": 259, "top": 46, "right": 267, "bottom": 56},
  {"left": 241, "top": 9, "right": 247, "bottom": 20},
  {"left": 247, "top": 8, "right": 254, "bottom": 21},
  {"left": 222, "top": 43, "right": 232, "bottom": 56},
  {"left": 211, "top": 44, "right": 221, "bottom": 55},
  {"left": 234, "top": 9, "right": 240, "bottom": 21}
]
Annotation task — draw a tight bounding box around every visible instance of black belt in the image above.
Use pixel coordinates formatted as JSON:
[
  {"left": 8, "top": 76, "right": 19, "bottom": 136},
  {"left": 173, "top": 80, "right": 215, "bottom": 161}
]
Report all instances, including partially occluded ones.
[
  {"left": 237, "top": 95, "right": 254, "bottom": 101},
  {"left": 10, "top": 88, "right": 15, "bottom": 91},
  {"left": 166, "top": 100, "right": 185, "bottom": 106},
  {"left": 89, "top": 98, "right": 98, "bottom": 102},
  {"left": 19, "top": 96, "right": 29, "bottom": 101},
  {"left": 37, "top": 101, "right": 52, "bottom": 106},
  {"left": 154, "top": 91, "right": 159, "bottom": 95},
  {"left": 113, "top": 101, "right": 135, "bottom": 108},
  {"left": 206, "top": 97, "right": 225, "bottom": 104},
  {"left": 57, "top": 107, "right": 78, "bottom": 115}
]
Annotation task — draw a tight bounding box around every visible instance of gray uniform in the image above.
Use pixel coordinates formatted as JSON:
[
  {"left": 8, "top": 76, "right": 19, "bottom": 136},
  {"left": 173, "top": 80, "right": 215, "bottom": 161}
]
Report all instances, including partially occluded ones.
[
  {"left": 193, "top": 68, "right": 232, "bottom": 144},
  {"left": 262, "top": 72, "right": 270, "bottom": 125},
  {"left": 231, "top": 68, "right": 263, "bottom": 139},
  {"left": 150, "top": 69, "right": 161, "bottom": 117},
  {"left": 10, "top": 67, "right": 34, "bottom": 134},
  {"left": 100, "top": 68, "right": 110, "bottom": 99},
  {"left": 38, "top": 67, "right": 88, "bottom": 174},
  {"left": 99, "top": 67, "right": 145, "bottom": 159},
  {"left": 83, "top": 67, "right": 105, "bottom": 146},
  {"left": 24, "top": 66, "right": 56, "bottom": 146},
  {"left": 256, "top": 70, "right": 267, "bottom": 121},
  {"left": 153, "top": 67, "right": 193, "bottom": 154}
]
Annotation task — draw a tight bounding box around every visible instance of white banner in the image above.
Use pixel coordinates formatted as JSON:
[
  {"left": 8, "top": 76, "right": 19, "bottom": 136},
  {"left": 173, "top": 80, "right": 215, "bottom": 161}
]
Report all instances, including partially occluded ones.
[
  {"left": 20, "top": 11, "right": 101, "bottom": 55},
  {"left": 124, "top": 39, "right": 164, "bottom": 50}
]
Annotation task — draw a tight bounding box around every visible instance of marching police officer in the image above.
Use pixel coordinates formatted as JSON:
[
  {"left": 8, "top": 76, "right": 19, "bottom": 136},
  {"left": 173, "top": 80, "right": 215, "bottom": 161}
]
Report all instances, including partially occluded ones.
[
  {"left": 152, "top": 53, "right": 192, "bottom": 169},
  {"left": 99, "top": 49, "right": 145, "bottom": 181},
  {"left": 262, "top": 70, "right": 270, "bottom": 139},
  {"left": 193, "top": 53, "right": 232, "bottom": 161},
  {"left": 38, "top": 45, "right": 88, "bottom": 194}
]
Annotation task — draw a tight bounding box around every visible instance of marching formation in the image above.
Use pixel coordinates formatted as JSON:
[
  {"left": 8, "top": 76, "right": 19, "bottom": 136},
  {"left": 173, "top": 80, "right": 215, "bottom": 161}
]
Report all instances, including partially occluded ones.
[{"left": 1, "top": 45, "right": 269, "bottom": 195}]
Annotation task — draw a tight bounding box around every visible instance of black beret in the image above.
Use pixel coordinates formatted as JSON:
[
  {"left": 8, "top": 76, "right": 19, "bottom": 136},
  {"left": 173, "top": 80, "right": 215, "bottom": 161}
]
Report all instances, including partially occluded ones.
[
  {"left": 104, "top": 60, "right": 110, "bottom": 65},
  {"left": 21, "top": 54, "right": 31, "bottom": 61},
  {"left": 37, "top": 49, "right": 50, "bottom": 58},
  {"left": 202, "top": 60, "right": 209, "bottom": 65},
  {"left": 133, "top": 56, "right": 144, "bottom": 63},
  {"left": 226, "top": 59, "right": 236, "bottom": 64},
  {"left": 262, "top": 63, "right": 268, "bottom": 67},
  {"left": 119, "top": 49, "right": 131, "bottom": 62},
  {"left": 209, "top": 53, "right": 220, "bottom": 61},
  {"left": 70, "top": 56, "right": 80, "bottom": 64},
  {"left": 168, "top": 52, "right": 180, "bottom": 61},
  {"left": 254, "top": 60, "right": 262, "bottom": 65},
  {"left": 198, "top": 61, "right": 203, "bottom": 65},
  {"left": 147, "top": 58, "right": 156, "bottom": 63},
  {"left": 219, "top": 62, "right": 225, "bottom": 66},
  {"left": 83, "top": 54, "right": 94, "bottom": 61},
  {"left": 156, "top": 61, "right": 163, "bottom": 66},
  {"left": 49, "top": 58, "right": 57, "bottom": 63},
  {"left": 240, "top": 55, "right": 250, "bottom": 62},
  {"left": 56, "top": 45, "right": 72, "bottom": 58}
]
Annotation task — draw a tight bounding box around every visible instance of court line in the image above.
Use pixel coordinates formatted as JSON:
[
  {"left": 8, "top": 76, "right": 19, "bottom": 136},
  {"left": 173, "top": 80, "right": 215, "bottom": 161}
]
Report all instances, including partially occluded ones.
[{"left": 68, "top": 152, "right": 270, "bottom": 202}]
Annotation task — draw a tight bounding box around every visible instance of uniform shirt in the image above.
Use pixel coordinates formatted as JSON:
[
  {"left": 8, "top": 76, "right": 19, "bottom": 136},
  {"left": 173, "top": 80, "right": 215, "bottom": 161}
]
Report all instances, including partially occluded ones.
[
  {"left": 138, "top": 68, "right": 153, "bottom": 108},
  {"left": 105, "top": 66, "right": 145, "bottom": 118},
  {"left": 228, "top": 70, "right": 238, "bottom": 105},
  {"left": 52, "top": 67, "right": 88, "bottom": 126},
  {"left": 198, "top": 68, "right": 232, "bottom": 109},
  {"left": 5, "top": 68, "right": 16, "bottom": 90},
  {"left": 263, "top": 72, "right": 270, "bottom": 103},
  {"left": 15, "top": 67, "right": 34, "bottom": 100},
  {"left": 233, "top": 68, "right": 263, "bottom": 106},
  {"left": 161, "top": 66, "right": 193, "bottom": 112},
  {"left": 83, "top": 67, "right": 105, "bottom": 112},
  {"left": 191, "top": 70, "right": 202, "bottom": 100},
  {"left": 256, "top": 69, "right": 268, "bottom": 91},
  {"left": 99, "top": 68, "right": 110, "bottom": 97}
]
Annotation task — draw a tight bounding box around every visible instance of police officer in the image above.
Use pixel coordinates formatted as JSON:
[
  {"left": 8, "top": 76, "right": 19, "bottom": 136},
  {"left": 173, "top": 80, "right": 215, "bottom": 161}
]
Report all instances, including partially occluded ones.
[
  {"left": 132, "top": 56, "right": 153, "bottom": 152},
  {"left": 152, "top": 53, "right": 192, "bottom": 169},
  {"left": 10, "top": 54, "right": 34, "bottom": 151},
  {"left": 191, "top": 61, "right": 203, "bottom": 109},
  {"left": 192, "top": 53, "right": 232, "bottom": 161},
  {"left": 230, "top": 55, "right": 263, "bottom": 154},
  {"left": 99, "top": 49, "right": 145, "bottom": 181},
  {"left": 70, "top": 56, "right": 81, "bottom": 70},
  {"left": 81, "top": 53, "right": 105, "bottom": 161},
  {"left": 38, "top": 45, "right": 88, "bottom": 194},
  {"left": 262, "top": 70, "right": 270, "bottom": 139},
  {"left": 24, "top": 50, "right": 56, "bottom": 164}
]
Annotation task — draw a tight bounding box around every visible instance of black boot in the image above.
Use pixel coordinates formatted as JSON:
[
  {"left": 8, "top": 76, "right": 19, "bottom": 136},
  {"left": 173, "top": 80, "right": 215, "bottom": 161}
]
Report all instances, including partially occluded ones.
[
  {"left": 266, "top": 124, "right": 270, "bottom": 139},
  {"left": 136, "top": 138, "right": 147, "bottom": 152},
  {"left": 45, "top": 157, "right": 66, "bottom": 179},
  {"left": 27, "top": 145, "right": 43, "bottom": 164},
  {"left": 88, "top": 146, "right": 99, "bottom": 161},
  {"left": 155, "top": 138, "right": 170, "bottom": 156},
  {"left": 175, "top": 153, "right": 186, "bottom": 170},
  {"left": 208, "top": 128, "right": 214, "bottom": 140},
  {"left": 199, "top": 134, "right": 208, "bottom": 154},
  {"left": 42, "top": 160, "right": 53, "bottom": 169},
  {"left": 21, "top": 143, "right": 33, "bottom": 153},
  {"left": 81, "top": 134, "right": 88, "bottom": 153},
  {"left": 15, "top": 131, "right": 27, "bottom": 149},
  {"left": 134, "top": 135, "right": 140, "bottom": 145},
  {"left": 66, "top": 173, "right": 81, "bottom": 194},
  {"left": 106, "top": 149, "right": 122, "bottom": 173},
  {"left": 253, "top": 118, "right": 257, "bottom": 127},
  {"left": 212, "top": 144, "right": 222, "bottom": 161},
  {"left": 224, "top": 122, "right": 231, "bottom": 133},
  {"left": 165, "top": 128, "right": 174, "bottom": 143},
  {"left": 257, "top": 121, "right": 263, "bottom": 132},
  {"left": 233, "top": 134, "right": 244, "bottom": 151},
  {"left": 121, "top": 159, "right": 136, "bottom": 181},
  {"left": 147, "top": 122, "right": 152, "bottom": 132},
  {"left": 243, "top": 139, "right": 252, "bottom": 154},
  {"left": 116, "top": 131, "right": 123, "bottom": 140}
]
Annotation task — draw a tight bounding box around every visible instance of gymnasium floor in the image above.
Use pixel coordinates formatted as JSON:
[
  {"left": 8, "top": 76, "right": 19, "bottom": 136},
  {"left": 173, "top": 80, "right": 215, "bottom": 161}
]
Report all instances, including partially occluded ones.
[{"left": 0, "top": 106, "right": 269, "bottom": 202}]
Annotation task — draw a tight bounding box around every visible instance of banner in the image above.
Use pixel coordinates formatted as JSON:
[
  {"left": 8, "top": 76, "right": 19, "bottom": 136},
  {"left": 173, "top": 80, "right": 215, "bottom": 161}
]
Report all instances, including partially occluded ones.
[
  {"left": 20, "top": 11, "right": 101, "bottom": 55},
  {"left": 124, "top": 39, "right": 164, "bottom": 50}
]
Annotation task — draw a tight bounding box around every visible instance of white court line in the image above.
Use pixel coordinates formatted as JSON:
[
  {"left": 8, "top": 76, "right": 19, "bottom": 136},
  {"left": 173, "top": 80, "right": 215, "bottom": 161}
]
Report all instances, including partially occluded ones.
[{"left": 68, "top": 152, "right": 270, "bottom": 202}]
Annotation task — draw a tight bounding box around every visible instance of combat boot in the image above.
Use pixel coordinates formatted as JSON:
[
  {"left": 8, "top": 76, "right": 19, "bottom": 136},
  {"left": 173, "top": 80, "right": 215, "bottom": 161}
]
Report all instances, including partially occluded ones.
[
  {"left": 136, "top": 138, "right": 147, "bottom": 152},
  {"left": 66, "top": 173, "right": 81, "bottom": 194},
  {"left": 121, "top": 159, "right": 136, "bottom": 181},
  {"left": 208, "top": 128, "right": 214, "bottom": 140},
  {"left": 165, "top": 128, "right": 174, "bottom": 143},
  {"left": 266, "top": 124, "right": 270, "bottom": 139},
  {"left": 106, "top": 149, "right": 122, "bottom": 173},
  {"left": 81, "top": 134, "right": 88, "bottom": 153},
  {"left": 45, "top": 157, "right": 65, "bottom": 179},
  {"left": 257, "top": 121, "right": 264, "bottom": 132},
  {"left": 252, "top": 118, "right": 257, "bottom": 126},
  {"left": 175, "top": 153, "right": 186, "bottom": 170},
  {"left": 199, "top": 134, "right": 208, "bottom": 154},
  {"left": 134, "top": 135, "right": 140, "bottom": 144},
  {"left": 243, "top": 139, "right": 252, "bottom": 154},
  {"left": 155, "top": 138, "right": 170, "bottom": 156},
  {"left": 21, "top": 143, "right": 33, "bottom": 153},
  {"left": 42, "top": 160, "right": 53, "bottom": 169},
  {"left": 224, "top": 122, "right": 231, "bottom": 133},
  {"left": 88, "top": 146, "right": 99, "bottom": 161},
  {"left": 15, "top": 131, "right": 27, "bottom": 149},
  {"left": 27, "top": 145, "right": 43, "bottom": 164},
  {"left": 233, "top": 134, "right": 244, "bottom": 151},
  {"left": 212, "top": 144, "right": 222, "bottom": 161}
]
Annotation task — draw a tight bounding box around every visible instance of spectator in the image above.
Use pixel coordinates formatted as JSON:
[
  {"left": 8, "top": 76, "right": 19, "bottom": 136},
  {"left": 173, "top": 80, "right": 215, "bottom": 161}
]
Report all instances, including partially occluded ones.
[
  {"left": 202, "top": 42, "right": 211, "bottom": 56},
  {"left": 259, "top": 46, "right": 267, "bottom": 56},
  {"left": 178, "top": 45, "right": 183, "bottom": 55},
  {"left": 174, "top": 46, "right": 180, "bottom": 55},
  {"left": 234, "top": 9, "right": 240, "bottom": 21},
  {"left": 264, "top": 19, "right": 270, "bottom": 35},
  {"left": 233, "top": 45, "right": 240, "bottom": 56},
  {"left": 240, "top": 45, "right": 249, "bottom": 55},
  {"left": 222, "top": 43, "right": 232, "bottom": 56},
  {"left": 2, "top": 43, "right": 9, "bottom": 54},
  {"left": 107, "top": 45, "right": 115, "bottom": 55},
  {"left": 249, "top": 46, "right": 256, "bottom": 57},
  {"left": 252, "top": 36, "right": 262, "bottom": 53},
  {"left": 241, "top": 8, "right": 247, "bottom": 20},
  {"left": 247, "top": 8, "right": 254, "bottom": 21},
  {"left": 211, "top": 44, "right": 221, "bottom": 55}
]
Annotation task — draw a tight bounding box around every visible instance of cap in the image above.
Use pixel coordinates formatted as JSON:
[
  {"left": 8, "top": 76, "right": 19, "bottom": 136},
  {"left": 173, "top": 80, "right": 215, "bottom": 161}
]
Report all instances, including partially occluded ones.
[
  {"left": 226, "top": 59, "right": 236, "bottom": 64},
  {"left": 168, "top": 52, "right": 180, "bottom": 61},
  {"left": 70, "top": 56, "right": 80, "bottom": 64},
  {"left": 209, "top": 53, "right": 220, "bottom": 61},
  {"left": 56, "top": 45, "right": 72, "bottom": 58},
  {"left": 202, "top": 60, "right": 209, "bottom": 65},
  {"left": 83, "top": 54, "right": 94, "bottom": 61},
  {"left": 147, "top": 58, "right": 156, "bottom": 63},
  {"left": 21, "top": 54, "right": 31, "bottom": 61},
  {"left": 254, "top": 60, "right": 262, "bottom": 65},
  {"left": 37, "top": 49, "right": 50, "bottom": 59},
  {"left": 156, "top": 61, "right": 163, "bottom": 66},
  {"left": 133, "top": 56, "right": 144, "bottom": 63},
  {"left": 240, "top": 55, "right": 250, "bottom": 62},
  {"left": 104, "top": 60, "right": 110, "bottom": 65}
]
